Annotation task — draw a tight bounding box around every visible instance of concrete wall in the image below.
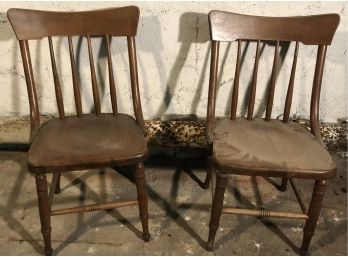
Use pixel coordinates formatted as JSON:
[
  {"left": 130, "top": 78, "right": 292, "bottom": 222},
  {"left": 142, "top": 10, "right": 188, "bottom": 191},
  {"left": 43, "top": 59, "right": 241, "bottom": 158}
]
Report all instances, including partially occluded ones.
[{"left": 0, "top": 1, "right": 347, "bottom": 122}]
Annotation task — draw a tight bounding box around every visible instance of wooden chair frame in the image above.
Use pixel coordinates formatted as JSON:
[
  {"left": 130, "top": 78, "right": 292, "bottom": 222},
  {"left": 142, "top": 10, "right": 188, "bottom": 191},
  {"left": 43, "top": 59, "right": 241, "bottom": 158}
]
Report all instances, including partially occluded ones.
[
  {"left": 7, "top": 6, "right": 150, "bottom": 255},
  {"left": 205, "top": 11, "right": 340, "bottom": 255}
]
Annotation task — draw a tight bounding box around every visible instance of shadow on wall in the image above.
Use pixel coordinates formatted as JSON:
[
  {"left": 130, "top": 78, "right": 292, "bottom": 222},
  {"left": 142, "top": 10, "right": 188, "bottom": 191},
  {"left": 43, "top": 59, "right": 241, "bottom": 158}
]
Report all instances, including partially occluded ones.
[
  {"left": 217, "top": 33, "right": 346, "bottom": 121},
  {"left": 215, "top": 40, "right": 294, "bottom": 119},
  {"left": 158, "top": 12, "right": 211, "bottom": 120},
  {"left": 73, "top": 35, "right": 107, "bottom": 114},
  {"left": 51, "top": 15, "right": 166, "bottom": 116},
  {"left": 238, "top": 41, "right": 290, "bottom": 119},
  {"left": 320, "top": 30, "right": 348, "bottom": 121},
  {"left": 0, "top": 12, "right": 22, "bottom": 116},
  {"left": 2, "top": 12, "right": 174, "bottom": 119},
  {"left": 156, "top": 11, "right": 294, "bottom": 121},
  {"left": 1, "top": 10, "right": 293, "bottom": 121},
  {"left": 2, "top": 10, "right": 347, "bottom": 121},
  {"left": 209, "top": 39, "right": 323, "bottom": 120},
  {"left": 137, "top": 15, "right": 166, "bottom": 118}
]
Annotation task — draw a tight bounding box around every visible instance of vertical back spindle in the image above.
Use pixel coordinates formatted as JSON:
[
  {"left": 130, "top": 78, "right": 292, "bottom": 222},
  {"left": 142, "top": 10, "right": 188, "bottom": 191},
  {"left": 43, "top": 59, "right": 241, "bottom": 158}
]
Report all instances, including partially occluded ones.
[
  {"left": 127, "top": 36, "right": 146, "bottom": 133},
  {"left": 265, "top": 41, "right": 280, "bottom": 121},
  {"left": 87, "top": 35, "right": 101, "bottom": 115},
  {"left": 19, "top": 40, "right": 40, "bottom": 141},
  {"left": 48, "top": 36, "right": 65, "bottom": 119},
  {"left": 283, "top": 41, "right": 299, "bottom": 122},
  {"left": 310, "top": 45, "right": 327, "bottom": 140},
  {"left": 105, "top": 34, "right": 118, "bottom": 115},
  {"left": 230, "top": 39, "right": 241, "bottom": 120},
  {"left": 207, "top": 40, "right": 220, "bottom": 144},
  {"left": 68, "top": 36, "right": 83, "bottom": 116},
  {"left": 247, "top": 40, "right": 261, "bottom": 120}
]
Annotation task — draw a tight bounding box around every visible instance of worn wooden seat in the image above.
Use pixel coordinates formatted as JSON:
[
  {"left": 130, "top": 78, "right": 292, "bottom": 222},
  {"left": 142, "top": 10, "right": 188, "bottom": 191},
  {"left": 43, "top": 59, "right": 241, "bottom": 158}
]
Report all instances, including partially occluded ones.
[
  {"left": 29, "top": 114, "right": 148, "bottom": 173},
  {"left": 213, "top": 118, "right": 336, "bottom": 179},
  {"left": 7, "top": 6, "right": 150, "bottom": 255},
  {"left": 205, "top": 10, "right": 340, "bottom": 255}
]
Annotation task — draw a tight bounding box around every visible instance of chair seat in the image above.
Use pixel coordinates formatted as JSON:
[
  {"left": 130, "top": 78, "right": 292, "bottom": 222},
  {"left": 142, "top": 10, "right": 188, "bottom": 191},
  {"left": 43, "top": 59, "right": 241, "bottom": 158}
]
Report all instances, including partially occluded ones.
[
  {"left": 28, "top": 113, "right": 148, "bottom": 173},
  {"left": 213, "top": 118, "right": 336, "bottom": 179}
]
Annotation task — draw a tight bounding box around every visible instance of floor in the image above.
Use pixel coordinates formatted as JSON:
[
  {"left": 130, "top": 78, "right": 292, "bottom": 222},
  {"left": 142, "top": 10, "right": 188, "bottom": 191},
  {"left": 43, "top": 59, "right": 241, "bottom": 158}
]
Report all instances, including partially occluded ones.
[{"left": 0, "top": 151, "right": 346, "bottom": 255}]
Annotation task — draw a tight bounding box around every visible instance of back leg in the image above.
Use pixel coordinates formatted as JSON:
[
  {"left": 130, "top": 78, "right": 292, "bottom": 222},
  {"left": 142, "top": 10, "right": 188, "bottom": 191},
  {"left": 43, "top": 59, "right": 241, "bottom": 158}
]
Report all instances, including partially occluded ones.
[
  {"left": 279, "top": 177, "right": 288, "bottom": 192},
  {"left": 203, "top": 156, "right": 213, "bottom": 189},
  {"left": 55, "top": 173, "right": 61, "bottom": 194}
]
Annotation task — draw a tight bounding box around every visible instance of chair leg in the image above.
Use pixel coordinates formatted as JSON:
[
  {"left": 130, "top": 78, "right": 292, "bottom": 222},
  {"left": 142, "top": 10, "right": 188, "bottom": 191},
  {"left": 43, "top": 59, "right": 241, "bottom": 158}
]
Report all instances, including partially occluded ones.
[
  {"left": 134, "top": 163, "right": 150, "bottom": 242},
  {"left": 35, "top": 174, "right": 53, "bottom": 256},
  {"left": 203, "top": 157, "right": 213, "bottom": 189},
  {"left": 207, "top": 172, "right": 228, "bottom": 251},
  {"left": 55, "top": 173, "right": 61, "bottom": 194},
  {"left": 279, "top": 177, "right": 288, "bottom": 192},
  {"left": 300, "top": 180, "right": 327, "bottom": 256}
]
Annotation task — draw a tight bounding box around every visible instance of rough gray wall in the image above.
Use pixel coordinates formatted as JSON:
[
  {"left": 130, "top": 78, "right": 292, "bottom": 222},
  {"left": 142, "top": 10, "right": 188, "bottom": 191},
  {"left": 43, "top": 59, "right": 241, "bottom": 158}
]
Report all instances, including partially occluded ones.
[{"left": 0, "top": 1, "right": 347, "bottom": 122}]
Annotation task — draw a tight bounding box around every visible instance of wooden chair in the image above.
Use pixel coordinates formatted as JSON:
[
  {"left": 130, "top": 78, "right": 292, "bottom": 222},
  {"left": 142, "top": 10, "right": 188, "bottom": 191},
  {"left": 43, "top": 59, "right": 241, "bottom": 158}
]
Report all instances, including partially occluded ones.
[
  {"left": 7, "top": 6, "right": 150, "bottom": 255},
  {"left": 205, "top": 11, "right": 340, "bottom": 255}
]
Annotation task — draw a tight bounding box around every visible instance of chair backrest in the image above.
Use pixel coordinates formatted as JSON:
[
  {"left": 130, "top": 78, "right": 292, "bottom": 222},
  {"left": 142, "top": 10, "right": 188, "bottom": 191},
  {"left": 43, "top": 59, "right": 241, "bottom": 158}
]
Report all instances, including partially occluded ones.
[
  {"left": 7, "top": 6, "right": 145, "bottom": 141},
  {"left": 206, "top": 11, "right": 340, "bottom": 144}
]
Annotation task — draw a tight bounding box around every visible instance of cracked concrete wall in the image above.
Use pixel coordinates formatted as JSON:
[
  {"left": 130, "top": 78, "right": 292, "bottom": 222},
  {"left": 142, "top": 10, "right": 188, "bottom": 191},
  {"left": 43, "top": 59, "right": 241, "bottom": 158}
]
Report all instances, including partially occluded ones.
[{"left": 0, "top": 1, "right": 347, "bottom": 122}]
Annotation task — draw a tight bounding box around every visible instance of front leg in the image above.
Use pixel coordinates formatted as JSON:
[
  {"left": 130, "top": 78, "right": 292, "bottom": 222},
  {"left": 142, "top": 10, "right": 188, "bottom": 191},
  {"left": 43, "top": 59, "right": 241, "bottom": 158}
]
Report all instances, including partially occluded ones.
[
  {"left": 300, "top": 180, "right": 327, "bottom": 255},
  {"left": 35, "top": 174, "right": 53, "bottom": 255}
]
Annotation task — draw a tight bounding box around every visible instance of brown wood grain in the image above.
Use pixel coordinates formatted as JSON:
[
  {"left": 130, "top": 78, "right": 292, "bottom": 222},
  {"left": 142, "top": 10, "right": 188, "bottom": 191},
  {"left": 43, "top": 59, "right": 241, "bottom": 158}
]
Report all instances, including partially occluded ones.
[
  {"left": 230, "top": 39, "right": 241, "bottom": 120},
  {"left": 283, "top": 41, "right": 299, "bottom": 122},
  {"left": 209, "top": 11, "right": 339, "bottom": 45},
  {"left": 48, "top": 36, "right": 65, "bottom": 119},
  {"left": 68, "top": 36, "right": 83, "bottom": 116},
  {"left": 247, "top": 40, "right": 260, "bottom": 120},
  {"left": 265, "top": 40, "right": 279, "bottom": 121},
  {"left": 8, "top": 6, "right": 140, "bottom": 40},
  {"left": 106, "top": 34, "right": 118, "bottom": 115}
]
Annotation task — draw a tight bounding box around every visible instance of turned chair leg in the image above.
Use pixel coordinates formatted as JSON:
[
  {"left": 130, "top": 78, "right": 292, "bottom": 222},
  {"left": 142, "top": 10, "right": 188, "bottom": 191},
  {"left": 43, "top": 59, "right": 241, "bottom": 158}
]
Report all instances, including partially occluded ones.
[
  {"left": 279, "top": 177, "right": 288, "bottom": 192},
  {"left": 35, "top": 174, "right": 53, "bottom": 256},
  {"left": 203, "top": 157, "right": 213, "bottom": 189},
  {"left": 300, "top": 180, "right": 327, "bottom": 256},
  {"left": 134, "top": 163, "right": 150, "bottom": 242},
  {"left": 207, "top": 172, "right": 228, "bottom": 251},
  {"left": 55, "top": 173, "right": 61, "bottom": 194}
]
